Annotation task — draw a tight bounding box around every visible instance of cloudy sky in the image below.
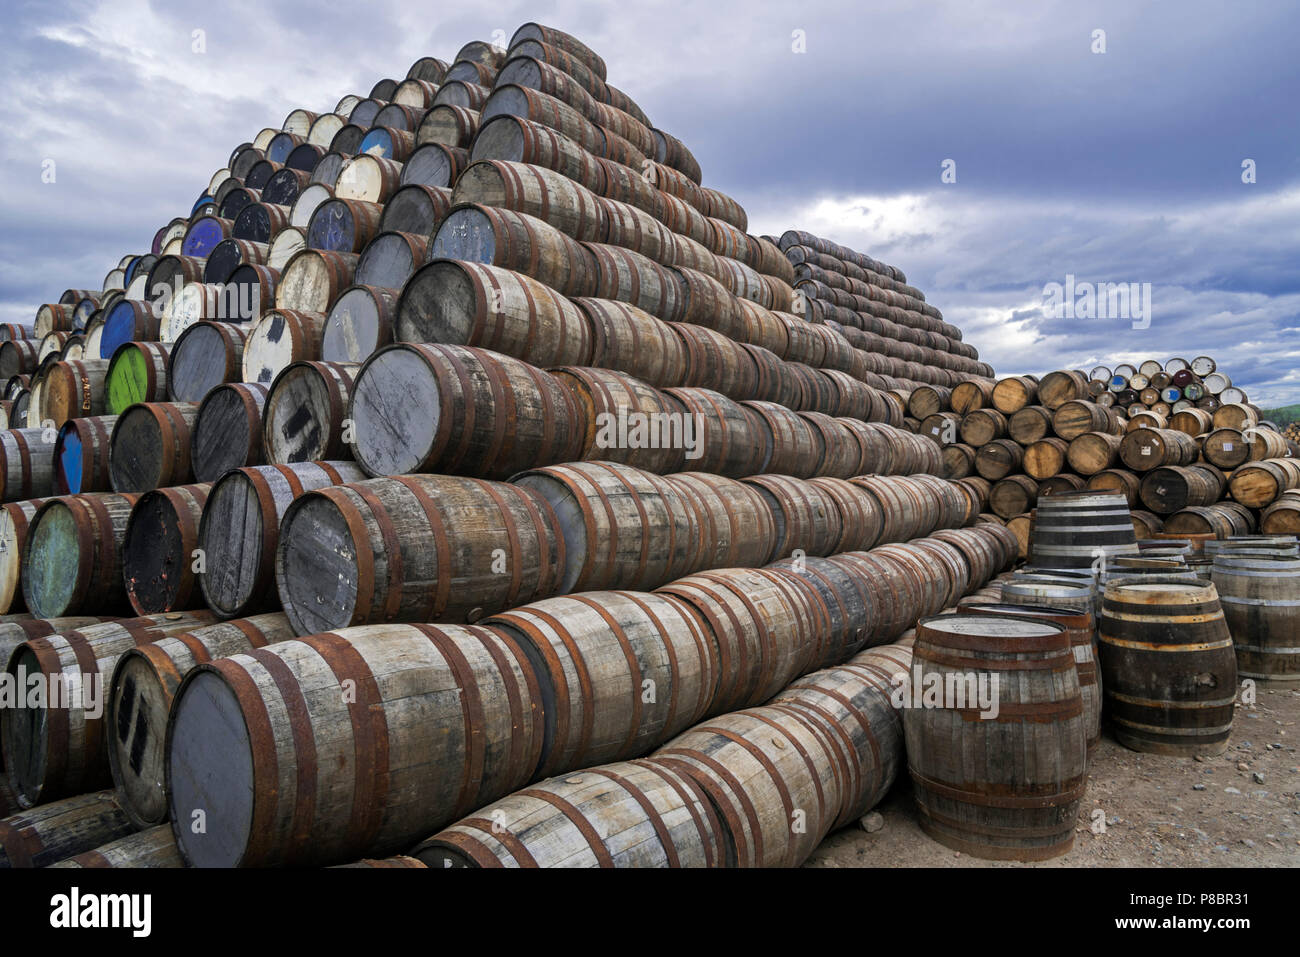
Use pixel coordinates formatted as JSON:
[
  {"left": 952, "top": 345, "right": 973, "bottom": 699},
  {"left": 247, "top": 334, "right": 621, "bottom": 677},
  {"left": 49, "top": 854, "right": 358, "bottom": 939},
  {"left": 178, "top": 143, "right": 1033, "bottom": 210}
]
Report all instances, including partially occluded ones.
[{"left": 3, "top": 0, "right": 1297, "bottom": 404}]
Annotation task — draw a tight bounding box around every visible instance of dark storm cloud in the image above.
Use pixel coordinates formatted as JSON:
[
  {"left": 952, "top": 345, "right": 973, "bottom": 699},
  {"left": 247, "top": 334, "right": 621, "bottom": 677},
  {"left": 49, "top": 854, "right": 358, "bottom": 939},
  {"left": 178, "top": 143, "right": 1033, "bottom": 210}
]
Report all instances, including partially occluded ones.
[{"left": 1, "top": 0, "right": 1297, "bottom": 403}]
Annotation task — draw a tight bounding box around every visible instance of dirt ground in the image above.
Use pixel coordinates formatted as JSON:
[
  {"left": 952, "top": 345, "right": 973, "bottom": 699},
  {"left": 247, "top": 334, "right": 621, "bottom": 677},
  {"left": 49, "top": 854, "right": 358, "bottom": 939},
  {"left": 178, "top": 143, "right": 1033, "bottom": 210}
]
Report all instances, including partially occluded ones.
[{"left": 807, "top": 686, "right": 1300, "bottom": 868}]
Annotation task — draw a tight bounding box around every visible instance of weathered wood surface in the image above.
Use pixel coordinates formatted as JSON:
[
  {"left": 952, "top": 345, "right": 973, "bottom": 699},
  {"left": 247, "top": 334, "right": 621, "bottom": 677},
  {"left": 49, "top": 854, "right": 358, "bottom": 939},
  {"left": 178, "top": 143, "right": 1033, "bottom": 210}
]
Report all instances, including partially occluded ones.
[
  {"left": 0, "top": 791, "right": 134, "bottom": 868},
  {"left": 192, "top": 382, "right": 268, "bottom": 481},
  {"left": 122, "top": 484, "right": 211, "bottom": 614}
]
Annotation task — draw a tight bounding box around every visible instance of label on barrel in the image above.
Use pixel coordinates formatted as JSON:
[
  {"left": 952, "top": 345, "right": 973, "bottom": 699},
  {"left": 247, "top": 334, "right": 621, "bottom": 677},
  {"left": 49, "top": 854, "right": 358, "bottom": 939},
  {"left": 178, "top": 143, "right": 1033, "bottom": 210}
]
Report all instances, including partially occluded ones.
[
  {"left": 1223, "top": 442, "right": 1233, "bottom": 450},
  {"left": 1141, "top": 445, "right": 1151, "bottom": 455}
]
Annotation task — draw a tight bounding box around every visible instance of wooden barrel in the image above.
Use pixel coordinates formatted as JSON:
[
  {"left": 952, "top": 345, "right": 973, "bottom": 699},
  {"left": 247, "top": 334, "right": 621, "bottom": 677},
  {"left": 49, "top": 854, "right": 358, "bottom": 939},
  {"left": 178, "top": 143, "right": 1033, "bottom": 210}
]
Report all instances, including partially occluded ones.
[
  {"left": 106, "top": 614, "right": 296, "bottom": 827},
  {"left": 321, "top": 284, "right": 399, "bottom": 364},
  {"left": 511, "top": 461, "right": 700, "bottom": 592},
  {"left": 743, "top": 474, "right": 842, "bottom": 560},
  {"left": 903, "top": 614, "right": 1085, "bottom": 860},
  {"left": 907, "top": 385, "right": 951, "bottom": 419},
  {"left": 108, "top": 401, "right": 199, "bottom": 492},
  {"left": 471, "top": 115, "right": 606, "bottom": 194},
  {"left": 429, "top": 203, "right": 596, "bottom": 298},
  {"left": 989, "top": 474, "right": 1039, "bottom": 519},
  {"left": 1170, "top": 406, "right": 1214, "bottom": 436},
  {"left": 349, "top": 343, "right": 582, "bottom": 480},
  {"left": 273, "top": 248, "right": 356, "bottom": 313},
  {"left": 414, "top": 759, "right": 724, "bottom": 868},
  {"left": 1261, "top": 490, "right": 1300, "bottom": 535},
  {"left": 1029, "top": 489, "right": 1137, "bottom": 569},
  {"left": 1098, "top": 579, "right": 1237, "bottom": 755},
  {"left": 1138, "top": 464, "right": 1225, "bottom": 515},
  {"left": 198, "top": 462, "right": 366, "bottom": 618},
  {"left": 1213, "top": 402, "right": 1256, "bottom": 431},
  {"left": 1119, "top": 427, "right": 1199, "bottom": 472},
  {"left": 165, "top": 623, "right": 544, "bottom": 866},
  {"left": 941, "top": 443, "right": 976, "bottom": 479},
  {"left": 552, "top": 367, "right": 685, "bottom": 474},
  {"left": 276, "top": 475, "right": 563, "bottom": 633},
  {"left": 166, "top": 321, "right": 248, "bottom": 403},
  {"left": 38, "top": 358, "right": 110, "bottom": 426},
  {"left": 452, "top": 159, "right": 604, "bottom": 242},
  {"left": 0, "top": 791, "right": 134, "bottom": 868},
  {"left": 241, "top": 308, "right": 326, "bottom": 386},
  {"left": 1211, "top": 555, "right": 1300, "bottom": 686},
  {"left": 974, "top": 438, "right": 1023, "bottom": 481},
  {"left": 2, "top": 612, "right": 216, "bottom": 806},
  {"left": 0, "top": 428, "right": 56, "bottom": 502},
  {"left": 583, "top": 300, "right": 686, "bottom": 387},
  {"left": 1086, "top": 467, "right": 1141, "bottom": 507},
  {"left": 0, "top": 500, "right": 49, "bottom": 613},
  {"left": 950, "top": 378, "right": 993, "bottom": 414},
  {"left": 192, "top": 382, "right": 267, "bottom": 481},
  {"left": 956, "top": 601, "right": 1102, "bottom": 754},
  {"left": 487, "top": 592, "right": 716, "bottom": 775},
  {"left": 1228, "top": 458, "right": 1300, "bottom": 508},
  {"left": 49, "top": 825, "right": 182, "bottom": 869},
  {"left": 261, "top": 360, "right": 355, "bottom": 465},
  {"left": 1023, "top": 437, "right": 1069, "bottom": 480},
  {"left": 1066, "top": 431, "right": 1121, "bottom": 476},
  {"left": 103, "top": 341, "right": 169, "bottom": 415},
  {"left": 661, "top": 473, "right": 778, "bottom": 572},
  {"left": 21, "top": 493, "right": 140, "bottom": 617},
  {"left": 0, "top": 339, "right": 41, "bottom": 379},
  {"left": 959, "top": 408, "right": 1007, "bottom": 447},
  {"left": 121, "top": 484, "right": 211, "bottom": 614},
  {"left": 1052, "top": 400, "right": 1120, "bottom": 440}
]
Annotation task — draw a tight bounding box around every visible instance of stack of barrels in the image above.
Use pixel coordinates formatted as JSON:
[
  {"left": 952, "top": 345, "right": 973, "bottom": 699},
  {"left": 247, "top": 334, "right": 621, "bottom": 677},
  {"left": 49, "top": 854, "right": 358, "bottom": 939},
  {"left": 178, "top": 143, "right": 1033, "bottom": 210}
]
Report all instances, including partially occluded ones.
[
  {"left": 916, "top": 365, "right": 1298, "bottom": 557},
  {"left": 1086, "top": 357, "right": 1265, "bottom": 419},
  {"left": 0, "top": 21, "right": 1032, "bottom": 870}
]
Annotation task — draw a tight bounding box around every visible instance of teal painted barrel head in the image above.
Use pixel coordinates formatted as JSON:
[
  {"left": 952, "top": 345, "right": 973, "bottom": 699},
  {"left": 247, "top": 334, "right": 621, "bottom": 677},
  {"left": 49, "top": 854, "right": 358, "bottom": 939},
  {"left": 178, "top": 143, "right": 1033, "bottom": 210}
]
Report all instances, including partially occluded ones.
[{"left": 22, "top": 502, "right": 81, "bottom": 618}]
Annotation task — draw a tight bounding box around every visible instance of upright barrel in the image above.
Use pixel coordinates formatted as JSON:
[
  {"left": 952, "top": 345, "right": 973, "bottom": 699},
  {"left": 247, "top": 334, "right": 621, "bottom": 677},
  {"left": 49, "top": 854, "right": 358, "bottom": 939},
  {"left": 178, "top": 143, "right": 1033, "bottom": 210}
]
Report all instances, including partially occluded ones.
[
  {"left": 1211, "top": 554, "right": 1300, "bottom": 686},
  {"left": 1029, "top": 490, "right": 1137, "bottom": 570}
]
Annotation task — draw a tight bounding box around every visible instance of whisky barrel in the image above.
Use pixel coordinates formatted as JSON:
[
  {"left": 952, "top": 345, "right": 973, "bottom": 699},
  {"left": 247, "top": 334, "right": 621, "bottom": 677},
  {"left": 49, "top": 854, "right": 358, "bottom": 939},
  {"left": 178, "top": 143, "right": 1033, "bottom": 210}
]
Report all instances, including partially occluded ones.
[
  {"left": 413, "top": 760, "right": 724, "bottom": 868},
  {"left": 1029, "top": 490, "right": 1137, "bottom": 569},
  {"left": 106, "top": 614, "right": 297, "bottom": 827},
  {"left": 552, "top": 367, "right": 685, "bottom": 474},
  {"left": 767, "top": 554, "right": 879, "bottom": 666},
  {"left": 1053, "top": 400, "right": 1120, "bottom": 440},
  {"left": 49, "top": 825, "right": 183, "bottom": 869},
  {"left": 807, "top": 477, "right": 884, "bottom": 552},
  {"left": 956, "top": 602, "right": 1101, "bottom": 754},
  {"left": 0, "top": 500, "right": 49, "bottom": 613},
  {"left": 989, "top": 475, "right": 1039, "bottom": 519},
  {"left": 974, "top": 439, "right": 1024, "bottom": 481},
  {"left": 108, "top": 402, "right": 199, "bottom": 492},
  {"left": 1228, "top": 458, "right": 1300, "bottom": 508},
  {"left": 0, "top": 428, "right": 56, "bottom": 502},
  {"left": 320, "top": 285, "right": 399, "bottom": 364},
  {"left": 349, "top": 343, "right": 582, "bottom": 479},
  {"left": 920, "top": 411, "right": 961, "bottom": 446},
  {"left": 903, "top": 614, "right": 1085, "bottom": 860},
  {"left": 583, "top": 300, "right": 686, "bottom": 387},
  {"left": 452, "top": 159, "right": 604, "bottom": 242},
  {"left": 959, "top": 408, "right": 1007, "bottom": 447},
  {"left": 1261, "top": 490, "right": 1300, "bottom": 535},
  {"left": 430, "top": 203, "right": 596, "bottom": 298},
  {"left": 166, "top": 321, "right": 248, "bottom": 402},
  {"left": 397, "top": 260, "right": 592, "bottom": 367},
  {"left": 104, "top": 341, "right": 169, "bottom": 414},
  {"left": 1213, "top": 402, "right": 1256, "bottom": 431},
  {"left": 165, "top": 623, "right": 544, "bottom": 866},
  {"left": 1066, "top": 431, "right": 1122, "bottom": 476},
  {"left": 261, "top": 360, "right": 355, "bottom": 465},
  {"left": 512, "top": 461, "right": 699, "bottom": 592},
  {"left": 21, "top": 493, "right": 140, "bottom": 617},
  {"left": 487, "top": 592, "right": 716, "bottom": 776},
  {"left": 1007, "top": 405, "right": 1052, "bottom": 444},
  {"left": 38, "top": 358, "right": 110, "bottom": 426},
  {"left": 1119, "top": 427, "right": 1199, "bottom": 472},
  {"left": 907, "top": 385, "right": 951, "bottom": 419},
  {"left": 416, "top": 103, "right": 479, "bottom": 149},
  {"left": 1040, "top": 474, "right": 1086, "bottom": 496},
  {"left": 1127, "top": 410, "right": 1166, "bottom": 431},
  {"left": 662, "top": 473, "right": 778, "bottom": 572},
  {"left": 241, "top": 308, "right": 326, "bottom": 386},
  {"left": 1170, "top": 407, "right": 1214, "bottom": 436},
  {"left": 1086, "top": 467, "right": 1141, "bottom": 507},
  {"left": 198, "top": 461, "right": 366, "bottom": 618},
  {"left": 1138, "top": 464, "right": 1225, "bottom": 514},
  {"left": 1098, "top": 579, "right": 1237, "bottom": 755},
  {"left": 121, "top": 484, "right": 211, "bottom": 614},
  {"left": 1036, "top": 371, "right": 1088, "bottom": 410},
  {"left": 941, "top": 443, "right": 976, "bottom": 479},
  {"left": 2, "top": 612, "right": 215, "bottom": 806},
  {"left": 651, "top": 705, "right": 840, "bottom": 867},
  {"left": 273, "top": 248, "right": 356, "bottom": 313},
  {"left": 191, "top": 383, "right": 267, "bottom": 481},
  {"left": 1211, "top": 555, "right": 1300, "bottom": 685},
  {"left": 662, "top": 389, "right": 763, "bottom": 478},
  {"left": 743, "top": 474, "right": 842, "bottom": 560},
  {"left": 950, "top": 378, "right": 993, "bottom": 414},
  {"left": 0, "top": 340, "right": 40, "bottom": 379},
  {"left": 740, "top": 401, "right": 817, "bottom": 478},
  {"left": 0, "top": 616, "right": 117, "bottom": 675},
  {"left": 275, "top": 475, "right": 563, "bottom": 633},
  {"left": 471, "top": 115, "right": 606, "bottom": 194},
  {"left": 0, "top": 792, "right": 134, "bottom": 868},
  {"left": 1023, "top": 437, "right": 1069, "bottom": 480},
  {"left": 1163, "top": 502, "right": 1257, "bottom": 538}
]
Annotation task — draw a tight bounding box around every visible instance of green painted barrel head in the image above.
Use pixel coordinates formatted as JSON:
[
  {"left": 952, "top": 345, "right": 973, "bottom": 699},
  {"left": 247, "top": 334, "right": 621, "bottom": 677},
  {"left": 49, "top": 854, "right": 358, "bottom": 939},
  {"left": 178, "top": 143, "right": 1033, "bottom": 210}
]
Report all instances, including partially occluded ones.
[
  {"left": 22, "top": 502, "right": 81, "bottom": 618},
  {"left": 106, "top": 347, "right": 149, "bottom": 415}
]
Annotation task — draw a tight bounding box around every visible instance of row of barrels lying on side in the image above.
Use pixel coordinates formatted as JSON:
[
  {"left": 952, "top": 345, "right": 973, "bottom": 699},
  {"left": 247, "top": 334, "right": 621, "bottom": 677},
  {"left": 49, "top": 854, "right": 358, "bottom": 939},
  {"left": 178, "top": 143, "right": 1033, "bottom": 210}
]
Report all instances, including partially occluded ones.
[
  {"left": 0, "top": 519, "right": 1019, "bottom": 866},
  {"left": 1, "top": 465, "right": 979, "bottom": 627}
]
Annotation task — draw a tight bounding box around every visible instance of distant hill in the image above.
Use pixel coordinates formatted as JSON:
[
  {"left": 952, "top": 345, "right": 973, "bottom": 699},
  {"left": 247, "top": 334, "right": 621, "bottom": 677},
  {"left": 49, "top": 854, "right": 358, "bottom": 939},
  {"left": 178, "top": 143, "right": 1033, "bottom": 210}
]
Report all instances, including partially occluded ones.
[{"left": 1262, "top": 404, "right": 1300, "bottom": 426}]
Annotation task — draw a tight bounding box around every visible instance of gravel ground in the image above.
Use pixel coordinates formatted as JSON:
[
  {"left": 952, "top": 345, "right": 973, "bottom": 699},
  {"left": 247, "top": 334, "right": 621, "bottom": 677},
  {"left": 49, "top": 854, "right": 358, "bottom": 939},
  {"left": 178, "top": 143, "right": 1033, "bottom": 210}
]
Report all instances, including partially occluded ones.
[{"left": 807, "top": 685, "right": 1300, "bottom": 867}]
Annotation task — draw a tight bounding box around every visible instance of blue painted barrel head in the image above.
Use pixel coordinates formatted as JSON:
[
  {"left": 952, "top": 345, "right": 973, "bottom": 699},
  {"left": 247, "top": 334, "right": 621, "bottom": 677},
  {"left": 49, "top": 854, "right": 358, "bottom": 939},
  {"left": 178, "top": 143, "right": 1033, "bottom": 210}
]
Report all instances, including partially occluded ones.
[
  {"left": 1161, "top": 387, "right": 1182, "bottom": 402},
  {"left": 285, "top": 143, "right": 323, "bottom": 173},
  {"left": 358, "top": 128, "right": 395, "bottom": 160},
  {"left": 123, "top": 256, "right": 143, "bottom": 286},
  {"left": 429, "top": 206, "right": 495, "bottom": 263},
  {"left": 183, "top": 217, "right": 227, "bottom": 257},
  {"left": 100, "top": 301, "right": 138, "bottom": 358},
  {"left": 267, "top": 132, "right": 297, "bottom": 164},
  {"left": 308, "top": 201, "right": 357, "bottom": 252},
  {"left": 55, "top": 424, "right": 85, "bottom": 493}
]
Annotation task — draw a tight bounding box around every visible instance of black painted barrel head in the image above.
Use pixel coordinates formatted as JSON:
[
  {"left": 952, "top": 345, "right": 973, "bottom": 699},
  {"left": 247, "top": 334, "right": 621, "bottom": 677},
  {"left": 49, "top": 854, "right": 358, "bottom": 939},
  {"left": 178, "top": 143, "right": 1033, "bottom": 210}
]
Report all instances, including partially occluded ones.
[
  {"left": 395, "top": 259, "right": 475, "bottom": 344},
  {"left": 276, "top": 491, "right": 362, "bottom": 634},
  {"left": 2, "top": 645, "right": 46, "bottom": 799},
  {"left": 349, "top": 346, "right": 440, "bottom": 476},
  {"left": 349, "top": 99, "right": 383, "bottom": 128},
  {"left": 329, "top": 124, "right": 366, "bottom": 156},
  {"left": 109, "top": 406, "right": 166, "bottom": 492},
  {"left": 193, "top": 384, "right": 265, "bottom": 482},
  {"left": 232, "top": 204, "right": 274, "bottom": 243},
  {"left": 167, "top": 668, "right": 256, "bottom": 867},
  {"left": 401, "top": 144, "right": 457, "bottom": 189},
  {"left": 496, "top": 55, "right": 543, "bottom": 91},
  {"left": 285, "top": 142, "right": 324, "bottom": 172},
  {"left": 261, "top": 167, "right": 303, "bottom": 207},
  {"left": 204, "top": 239, "right": 246, "bottom": 285},
  {"left": 243, "top": 160, "right": 278, "bottom": 191},
  {"left": 122, "top": 490, "right": 189, "bottom": 613},
  {"left": 428, "top": 205, "right": 495, "bottom": 263},
  {"left": 322, "top": 286, "right": 396, "bottom": 363},
  {"left": 369, "top": 78, "right": 398, "bottom": 100},
  {"left": 471, "top": 115, "right": 527, "bottom": 163},
  {"left": 380, "top": 184, "right": 443, "bottom": 236},
  {"left": 478, "top": 85, "right": 530, "bottom": 128},
  {"left": 355, "top": 232, "right": 417, "bottom": 289}
]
